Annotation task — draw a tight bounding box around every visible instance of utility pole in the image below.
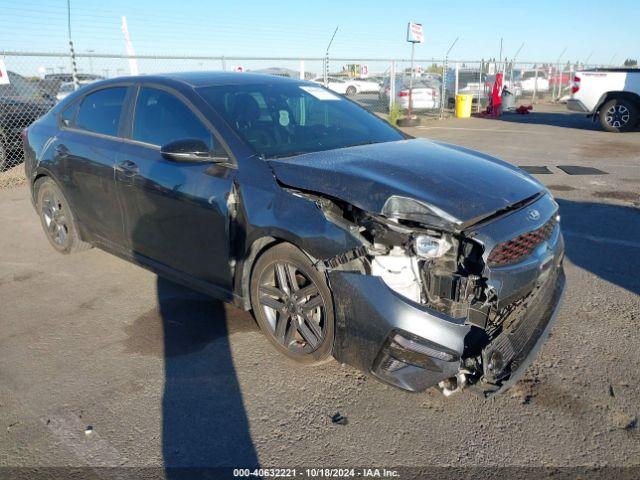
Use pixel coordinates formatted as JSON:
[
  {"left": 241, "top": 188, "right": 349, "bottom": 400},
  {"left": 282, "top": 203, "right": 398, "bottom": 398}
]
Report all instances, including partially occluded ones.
[
  {"left": 441, "top": 37, "right": 458, "bottom": 119},
  {"left": 554, "top": 46, "right": 567, "bottom": 101},
  {"left": 510, "top": 43, "right": 524, "bottom": 89},
  {"left": 66, "top": 0, "right": 79, "bottom": 89},
  {"left": 86, "top": 49, "right": 94, "bottom": 74},
  {"left": 584, "top": 50, "right": 594, "bottom": 68},
  {"left": 323, "top": 26, "right": 339, "bottom": 88}
]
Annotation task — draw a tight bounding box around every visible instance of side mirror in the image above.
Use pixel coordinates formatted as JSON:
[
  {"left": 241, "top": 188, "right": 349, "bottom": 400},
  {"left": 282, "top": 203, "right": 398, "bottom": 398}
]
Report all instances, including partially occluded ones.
[{"left": 160, "top": 138, "right": 228, "bottom": 163}]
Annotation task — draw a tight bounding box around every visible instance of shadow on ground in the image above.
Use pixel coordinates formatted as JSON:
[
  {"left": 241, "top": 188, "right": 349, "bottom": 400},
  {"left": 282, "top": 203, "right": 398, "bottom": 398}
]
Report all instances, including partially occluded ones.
[
  {"left": 558, "top": 199, "right": 640, "bottom": 295},
  {"left": 487, "top": 110, "right": 603, "bottom": 131},
  {"left": 155, "top": 277, "right": 260, "bottom": 477}
]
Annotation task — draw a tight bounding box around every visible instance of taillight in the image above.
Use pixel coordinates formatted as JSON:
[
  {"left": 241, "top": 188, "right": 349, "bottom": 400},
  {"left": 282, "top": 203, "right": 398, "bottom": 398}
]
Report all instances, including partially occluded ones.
[
  {"left": 398, "top": 90, "right": 409, "bottom": 97},
  {"left": 21, "top": 127, "right": 28, "bottom": 143},
  {"left": 572, "top": 75, "right": 580, "bottom": 94}
]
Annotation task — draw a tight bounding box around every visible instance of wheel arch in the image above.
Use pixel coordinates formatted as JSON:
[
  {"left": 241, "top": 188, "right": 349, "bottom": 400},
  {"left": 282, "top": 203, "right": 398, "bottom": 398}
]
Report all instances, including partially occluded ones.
[
  {"left": 595, "top": 91, "right": 640, "bottom": 114},
  {"left": 236, "top": 230, "right": 327, "bottom": 311}
]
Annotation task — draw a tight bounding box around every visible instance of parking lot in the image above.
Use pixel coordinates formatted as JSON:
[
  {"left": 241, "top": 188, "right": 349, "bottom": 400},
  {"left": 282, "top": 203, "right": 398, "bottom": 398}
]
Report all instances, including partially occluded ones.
[{"left": 1, "top": 104, "right": 639, "bottom": 474}]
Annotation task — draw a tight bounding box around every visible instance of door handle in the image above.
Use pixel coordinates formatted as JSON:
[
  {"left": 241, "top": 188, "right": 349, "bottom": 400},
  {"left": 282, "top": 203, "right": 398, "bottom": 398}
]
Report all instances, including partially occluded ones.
[{"left": 116, "top": 160, "right": 139, "bottom": 177}]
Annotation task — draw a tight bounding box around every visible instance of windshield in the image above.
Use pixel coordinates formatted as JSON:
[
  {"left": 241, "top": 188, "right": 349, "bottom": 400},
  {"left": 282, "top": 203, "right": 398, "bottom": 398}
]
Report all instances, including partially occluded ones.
[{"left": 197, "top": 82, "right": 404, "bottom": 158}]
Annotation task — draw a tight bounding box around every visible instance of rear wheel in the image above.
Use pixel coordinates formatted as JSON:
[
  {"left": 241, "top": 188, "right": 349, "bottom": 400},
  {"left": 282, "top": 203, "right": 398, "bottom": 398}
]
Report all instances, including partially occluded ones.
[
  {"left": 345, "top": 86, "right": 357, "bottom": 96},
  {"left": 250, "top": 243, "right": 334, "bottom": 364},
  {"left": 599, "top": 98, "right": 638, "bottom": 132},
  {"left": 35, "top": 177, "right": 91, "bottom": 254}
]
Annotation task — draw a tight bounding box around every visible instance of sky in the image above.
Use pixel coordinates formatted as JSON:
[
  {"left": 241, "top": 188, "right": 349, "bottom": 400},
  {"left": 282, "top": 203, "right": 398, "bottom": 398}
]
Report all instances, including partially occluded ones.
[{"left": 0, "top": 0, "right": 638, "bottom": 68}]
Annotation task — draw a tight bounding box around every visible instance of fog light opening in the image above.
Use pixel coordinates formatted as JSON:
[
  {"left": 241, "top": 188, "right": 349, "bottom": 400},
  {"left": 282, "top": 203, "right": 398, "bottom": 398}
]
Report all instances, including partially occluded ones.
[{"left": 438, "top": 371, "right": 468, "bottom": 397}]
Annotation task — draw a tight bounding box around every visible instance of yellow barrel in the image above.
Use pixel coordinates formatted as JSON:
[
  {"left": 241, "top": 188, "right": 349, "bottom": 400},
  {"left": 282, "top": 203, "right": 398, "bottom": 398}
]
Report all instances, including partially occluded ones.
[{"left": 455, "top": 94, "right": 473, "bottom": 118}]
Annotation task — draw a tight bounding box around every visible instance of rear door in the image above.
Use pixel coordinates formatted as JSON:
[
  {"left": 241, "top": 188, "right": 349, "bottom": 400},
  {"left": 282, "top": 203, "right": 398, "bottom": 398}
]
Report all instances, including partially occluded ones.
[
  {"left": 116, "top": 85, "right": 236, "bottom": 290},
  {"left": 54, "top": 85, "right": 129, "bottom": 246}
]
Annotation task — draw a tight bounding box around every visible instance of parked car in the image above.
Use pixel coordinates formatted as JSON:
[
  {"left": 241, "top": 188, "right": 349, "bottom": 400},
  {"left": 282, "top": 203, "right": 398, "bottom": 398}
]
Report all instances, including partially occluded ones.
[
  {"left": 0, "top": 71, "right": 54, "bottom": 170},
  {"left": 313, "top": 76, "right": 380, "bottom": 96},
  {"left": 379, "top": 77, "right": 439, "bottom": 110},
  {"left": 517, "top": 70, "right": 550, "bottom": 93},
  {"left": 568, "top": 68, "right": 640, "bottom": 132},
  {"left": 445, "top": 69, "right": 491, "bottom": 106},
  {"left": 44, "top": 73, "right": 104, "bottom": 83},
  {"left": 24, "top": 72, "right": 565, "bottom": 396}
]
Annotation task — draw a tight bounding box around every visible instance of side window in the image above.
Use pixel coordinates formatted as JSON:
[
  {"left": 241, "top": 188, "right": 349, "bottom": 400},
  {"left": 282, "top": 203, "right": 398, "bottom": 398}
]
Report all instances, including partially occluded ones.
[
  {"left": 76, "top": 87, "right": 127, "bottom": 136},
  {"left": 132, "top": 87, "right": 215, "bottom": 149},
  {"left": 60, "top": 101, "right": 79, "bottom": 127}
]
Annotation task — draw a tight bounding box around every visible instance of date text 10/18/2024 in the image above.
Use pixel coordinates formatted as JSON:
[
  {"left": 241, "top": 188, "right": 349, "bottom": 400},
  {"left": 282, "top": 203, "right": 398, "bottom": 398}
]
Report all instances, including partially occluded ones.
[{"left": 233, "top": 468, "right": 400, "bottom": 478}]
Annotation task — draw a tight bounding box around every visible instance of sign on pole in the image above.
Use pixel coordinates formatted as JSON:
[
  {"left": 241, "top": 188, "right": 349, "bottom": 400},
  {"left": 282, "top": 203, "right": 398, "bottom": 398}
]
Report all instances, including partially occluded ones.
[
  {"left": 0, "top": 59, "right": 10, "bottom": 85},
  {"left": 407, "top": 22, "right": 424, "bottom": 43},
  {"left": 406, "top": 22, "right": 423, "bottom": 116}
]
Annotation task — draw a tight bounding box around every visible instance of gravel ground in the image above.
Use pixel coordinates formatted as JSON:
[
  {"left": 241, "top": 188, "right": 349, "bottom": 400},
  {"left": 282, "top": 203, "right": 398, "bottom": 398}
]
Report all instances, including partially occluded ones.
[{"left": 1, "top": 104, "right": 639, "bottom": 478}]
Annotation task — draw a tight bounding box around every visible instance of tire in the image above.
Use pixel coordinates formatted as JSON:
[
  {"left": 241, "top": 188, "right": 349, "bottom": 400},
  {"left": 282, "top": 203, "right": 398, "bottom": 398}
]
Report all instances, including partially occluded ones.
[
  {"left": 35, "top": 177, "right": 92, "bottom": 254},
  {"left": 250, "top": 243, "right": 334, "bottom": 364},
  {"left": 397, "top": 117, "right": 421, "bottom": 127},
  {"left": 599, "top": 98, "right": 638, "bottom": 132},
  {"left": 346, "top": 86, "right": 357, "bottom": 96}
]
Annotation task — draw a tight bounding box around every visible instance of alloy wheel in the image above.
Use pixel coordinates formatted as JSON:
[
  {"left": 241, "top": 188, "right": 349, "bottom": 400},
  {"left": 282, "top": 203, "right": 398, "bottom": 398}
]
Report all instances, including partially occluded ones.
[
  {"left": 41, "top": 190, "right": 69, "bottom": 246},
  {"left": 258, "top": 261, "right": 326, "bottom": 354},
  {"left": 605, "top": 104, "right": 630, "bottom": 128}
]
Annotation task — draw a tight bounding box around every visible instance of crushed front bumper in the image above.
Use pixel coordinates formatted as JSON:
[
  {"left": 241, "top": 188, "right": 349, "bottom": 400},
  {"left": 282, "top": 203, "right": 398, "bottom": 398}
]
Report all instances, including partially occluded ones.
[{"left": 328, "top": 260, "right": 565, "bottom": 395}]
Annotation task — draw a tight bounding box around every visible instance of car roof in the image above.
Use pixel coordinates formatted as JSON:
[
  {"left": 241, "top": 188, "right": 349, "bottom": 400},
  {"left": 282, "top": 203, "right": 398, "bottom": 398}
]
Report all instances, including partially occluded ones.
[{"left": 93, "top": 71, "right": 307, "bottom": 89}]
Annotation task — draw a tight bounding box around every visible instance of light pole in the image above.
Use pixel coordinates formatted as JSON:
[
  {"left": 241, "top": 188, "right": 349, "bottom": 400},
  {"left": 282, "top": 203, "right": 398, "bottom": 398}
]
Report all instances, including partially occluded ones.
[
  {"left": 66, "top": 0, "right": 79, "bottom": 89},
  {"left": 553, "top": 46, "right": 567, "bottom": 101},
  {"left": 441, "top": 37, "right": 458, "bottom": 118},
  {"left": 86, "top": 49, "right": 94, "bottom": 74},
  {"left": 323, "top": 26, "right": 339, "bottom": 88}
]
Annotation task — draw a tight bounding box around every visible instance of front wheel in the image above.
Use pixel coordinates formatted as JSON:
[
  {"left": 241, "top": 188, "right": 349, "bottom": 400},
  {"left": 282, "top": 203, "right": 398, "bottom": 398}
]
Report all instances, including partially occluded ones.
[
  {"left": 345, "top": 86, "right": 357, "bottom": 96},
  {"left": 250, "top": 243, "right": 334, "bottom": 364},
  {"left": 599, "top": 98, "right": 638, "bottom": 132}
]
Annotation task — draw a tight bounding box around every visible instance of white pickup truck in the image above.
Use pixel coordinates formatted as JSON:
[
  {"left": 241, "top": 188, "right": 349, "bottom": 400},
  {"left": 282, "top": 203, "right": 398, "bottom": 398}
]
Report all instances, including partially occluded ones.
[{"left": 568, "top": 68, "right": 640, "bottom": 132}]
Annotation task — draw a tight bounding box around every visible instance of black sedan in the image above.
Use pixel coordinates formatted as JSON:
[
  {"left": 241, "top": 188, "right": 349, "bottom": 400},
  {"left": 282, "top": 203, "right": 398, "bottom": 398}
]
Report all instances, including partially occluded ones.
[{"left": 23, "top": 72, "right": 565, "bottom": 395}]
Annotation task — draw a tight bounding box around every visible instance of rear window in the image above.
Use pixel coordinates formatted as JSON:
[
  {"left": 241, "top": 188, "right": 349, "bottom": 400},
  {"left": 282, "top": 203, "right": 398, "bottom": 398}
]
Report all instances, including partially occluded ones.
[{"left": 76, "top": 87, "right": 127, "bottom": 137}]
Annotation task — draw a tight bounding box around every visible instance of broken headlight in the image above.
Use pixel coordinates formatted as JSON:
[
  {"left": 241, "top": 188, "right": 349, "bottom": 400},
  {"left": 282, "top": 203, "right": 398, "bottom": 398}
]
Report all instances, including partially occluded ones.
[{"left": 414, "top": 234, "right": 452, "bottom": 259}]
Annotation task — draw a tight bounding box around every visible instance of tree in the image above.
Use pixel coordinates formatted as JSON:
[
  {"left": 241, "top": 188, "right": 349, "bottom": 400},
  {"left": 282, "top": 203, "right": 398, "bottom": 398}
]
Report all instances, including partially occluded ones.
[{"left": 623, "top": 59, "right": 638, "bottom": 67}]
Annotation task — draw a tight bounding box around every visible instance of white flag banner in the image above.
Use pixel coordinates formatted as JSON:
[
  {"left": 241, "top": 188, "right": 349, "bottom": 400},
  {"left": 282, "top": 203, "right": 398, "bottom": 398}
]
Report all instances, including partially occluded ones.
[
  {"left": 121, "top": 16, "right": 139, "bottom": 76},
  {"left": 0, "top": 59, "right": 10, "bottom": 85}
]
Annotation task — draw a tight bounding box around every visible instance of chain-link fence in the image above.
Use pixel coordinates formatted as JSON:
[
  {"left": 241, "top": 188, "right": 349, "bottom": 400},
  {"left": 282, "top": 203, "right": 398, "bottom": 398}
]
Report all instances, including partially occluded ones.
[{"left": 0, "top": 51, "right": 604, "bottom": 188}]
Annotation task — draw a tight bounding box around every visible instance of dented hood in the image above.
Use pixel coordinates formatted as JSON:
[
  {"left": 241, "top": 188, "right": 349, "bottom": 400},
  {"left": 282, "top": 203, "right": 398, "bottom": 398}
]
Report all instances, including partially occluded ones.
[{"left": 268, "top": 139, "right": 544, "bottom": 230}]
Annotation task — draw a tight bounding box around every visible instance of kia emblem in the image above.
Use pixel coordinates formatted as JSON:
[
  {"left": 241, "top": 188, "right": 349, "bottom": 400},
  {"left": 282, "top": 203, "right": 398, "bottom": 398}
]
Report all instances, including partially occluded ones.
[{"left": 527, "top": 209, "right": 541, "bottom": 221}]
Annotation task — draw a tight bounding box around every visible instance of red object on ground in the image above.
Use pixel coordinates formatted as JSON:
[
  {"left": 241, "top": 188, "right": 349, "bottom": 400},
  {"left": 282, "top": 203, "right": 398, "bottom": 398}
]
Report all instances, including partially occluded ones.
[
  {"left": 485, "top": 73, "right": 503, "bottom": 116},
  {"left": 516, "top": 105, "right": 533, "bottom": 114},
  {"left": 491, "top": 73, "right": 503, "bottom": 116}
]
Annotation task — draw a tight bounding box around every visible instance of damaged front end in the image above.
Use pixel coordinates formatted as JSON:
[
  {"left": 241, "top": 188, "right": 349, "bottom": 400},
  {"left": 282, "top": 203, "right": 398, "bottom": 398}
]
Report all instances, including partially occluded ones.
[{"left": 306, "top": 190, "right": 565, "bottom": 397}]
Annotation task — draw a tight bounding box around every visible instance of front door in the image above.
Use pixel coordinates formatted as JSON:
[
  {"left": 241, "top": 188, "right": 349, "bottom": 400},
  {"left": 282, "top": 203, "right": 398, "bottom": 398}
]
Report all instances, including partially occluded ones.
[{"left": 116, "top": 86, "right": 235, "bottom": 290}]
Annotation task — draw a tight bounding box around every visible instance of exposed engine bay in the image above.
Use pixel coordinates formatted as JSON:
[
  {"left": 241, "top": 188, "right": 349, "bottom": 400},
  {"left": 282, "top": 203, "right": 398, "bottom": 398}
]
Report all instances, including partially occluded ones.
[{"left": 293, "top": 188, "right": 564, "bottom": 396}]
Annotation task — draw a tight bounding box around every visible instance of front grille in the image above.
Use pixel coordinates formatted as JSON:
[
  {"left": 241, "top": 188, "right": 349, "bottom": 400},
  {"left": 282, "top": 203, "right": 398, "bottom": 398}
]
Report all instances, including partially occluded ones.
[
  {"left": 481, "top": 267, "right": 563, "bottom": 382},
  {"left": 487, "top": 216, "right": 557, "bottom": 267}
]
